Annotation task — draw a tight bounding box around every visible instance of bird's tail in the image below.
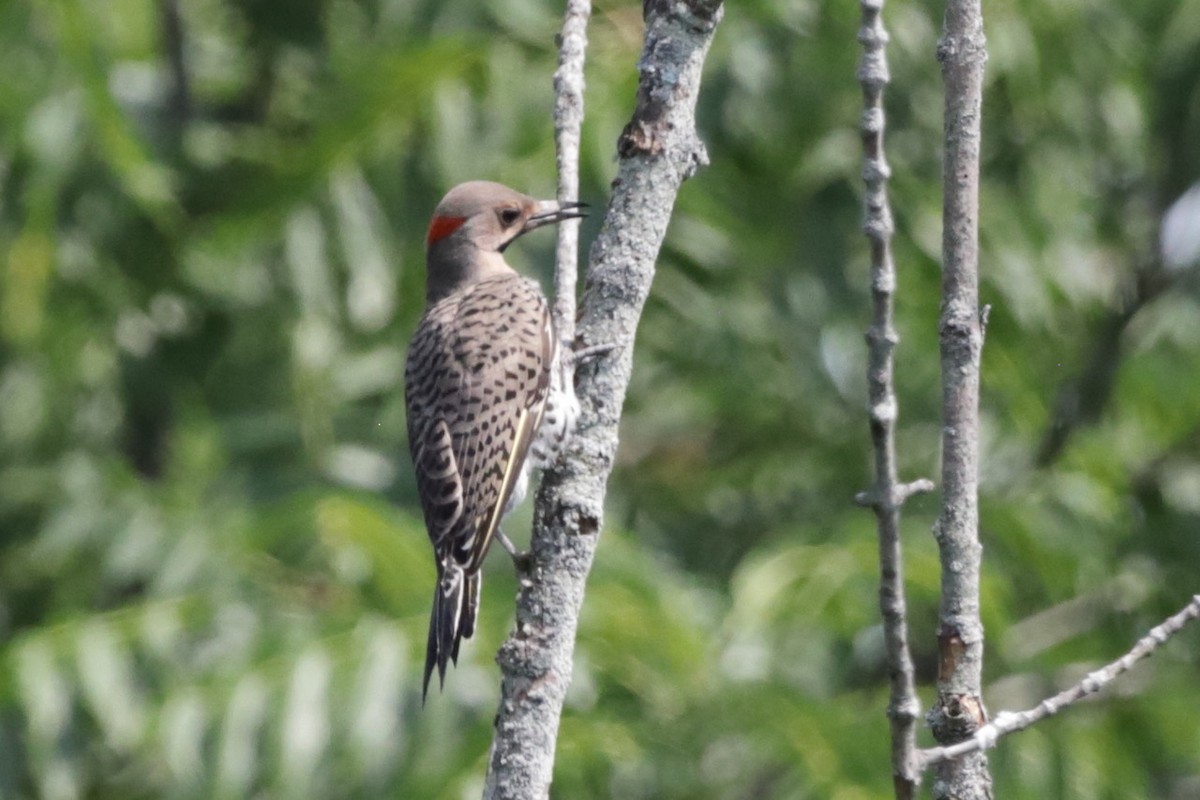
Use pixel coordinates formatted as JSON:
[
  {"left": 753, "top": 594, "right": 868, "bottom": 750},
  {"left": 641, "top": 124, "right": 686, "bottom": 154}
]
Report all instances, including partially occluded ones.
[{"left": 422, "top": 563, "right": 481, "bottom": 702}]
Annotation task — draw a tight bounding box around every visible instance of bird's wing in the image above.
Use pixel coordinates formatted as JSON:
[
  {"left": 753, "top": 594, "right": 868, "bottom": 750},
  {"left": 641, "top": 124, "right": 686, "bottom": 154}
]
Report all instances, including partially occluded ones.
[{"left": 405, "top": 275, "right": 553, "bottom": 572}]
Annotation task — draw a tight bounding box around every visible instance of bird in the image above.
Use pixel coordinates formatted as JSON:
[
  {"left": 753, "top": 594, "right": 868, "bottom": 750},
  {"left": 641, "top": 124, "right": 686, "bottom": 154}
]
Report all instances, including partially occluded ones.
[{"left": 404, "top": 180, "right": 588, "bottom": 700}]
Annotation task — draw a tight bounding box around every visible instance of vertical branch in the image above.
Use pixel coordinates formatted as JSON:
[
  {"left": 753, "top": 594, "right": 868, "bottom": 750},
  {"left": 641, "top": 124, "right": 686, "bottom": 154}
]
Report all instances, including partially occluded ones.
[
  {"left": 855, "top": 0, "right": 932, "bottom": 796},
  {"left": 550, "top": 0, "right": 591, "bottom": 347},
  {"left": 930, "top": 0, "right": 989, "bottom": 797},
  {"left": 483, "top": 2, "right": 724, "bottom": 798}
]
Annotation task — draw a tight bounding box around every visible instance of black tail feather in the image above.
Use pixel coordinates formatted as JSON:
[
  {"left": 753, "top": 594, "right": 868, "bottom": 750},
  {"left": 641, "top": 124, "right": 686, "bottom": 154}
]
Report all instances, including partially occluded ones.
[
  {"left": 421, "top": 564, "right": 481, "bottom": 703},
  {"left": 422, "top": 598, "right": 441, "bottom": 702},
  {"left": 461, "top": 571, "right": 480, "bottom": 640}
]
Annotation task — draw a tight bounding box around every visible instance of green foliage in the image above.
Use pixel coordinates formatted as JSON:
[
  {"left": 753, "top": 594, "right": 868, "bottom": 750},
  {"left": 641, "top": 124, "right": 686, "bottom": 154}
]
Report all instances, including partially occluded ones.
[{"left": 1, "top": 0, "right": 1199, "bottom": 797}]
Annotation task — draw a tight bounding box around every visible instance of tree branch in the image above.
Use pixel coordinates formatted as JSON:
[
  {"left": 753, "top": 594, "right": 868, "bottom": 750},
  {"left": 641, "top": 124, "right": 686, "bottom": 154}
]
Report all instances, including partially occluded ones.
[
  {"left": 930, "top": 0, "right": 989, "bottom": 797},
  {"left": 855, "top": 0, "right": 933, "bottom": 796},
  {"left": 550, "top": 0, "right": 590, "bottom": 347},
  {"left": 482, "top": 2, "right": 723, "bottom": 797},
  {"left": 921, "top": 595, "right": 1200, "bottom": 768}
]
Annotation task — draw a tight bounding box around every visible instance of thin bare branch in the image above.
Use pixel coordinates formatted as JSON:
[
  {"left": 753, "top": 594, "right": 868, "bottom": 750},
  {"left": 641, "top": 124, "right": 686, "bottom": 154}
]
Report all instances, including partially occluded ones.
[
  {"left": 550, "top": 0, "right": 590, "bottom": 347},
  {"left": 930, "top": 0, "right": 989, "bottom": 796},
  {"left": 921, "top": 595, "right": 1200, "bottom": 768},
  {"left": 854, "top": 479, "right": 935, "bottom": 509},
  {"left": 856, "top": 0, "right": 928, "bottom": 794}
]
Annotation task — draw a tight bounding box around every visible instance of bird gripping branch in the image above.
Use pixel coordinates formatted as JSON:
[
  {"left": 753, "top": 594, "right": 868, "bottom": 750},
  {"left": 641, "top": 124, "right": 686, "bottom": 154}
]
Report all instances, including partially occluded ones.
[{"left": 404, "top": 181, "right": 587, "bottom": 700}]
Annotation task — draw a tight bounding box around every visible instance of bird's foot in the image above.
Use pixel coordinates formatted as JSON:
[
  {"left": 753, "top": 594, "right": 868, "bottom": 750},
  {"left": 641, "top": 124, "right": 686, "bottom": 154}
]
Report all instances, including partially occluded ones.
[
  {"left": 495, "top": 528, "right": 535, "bottom": 578},
  {"left": 572, "top": 341, "right": 616, "bottom": 365}
]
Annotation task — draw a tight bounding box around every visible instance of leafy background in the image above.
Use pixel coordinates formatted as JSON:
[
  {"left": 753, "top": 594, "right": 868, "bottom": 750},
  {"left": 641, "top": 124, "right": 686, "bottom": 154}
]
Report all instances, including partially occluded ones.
[{"left": 1, "top": 0, "right": 1199, "bottom": 797}]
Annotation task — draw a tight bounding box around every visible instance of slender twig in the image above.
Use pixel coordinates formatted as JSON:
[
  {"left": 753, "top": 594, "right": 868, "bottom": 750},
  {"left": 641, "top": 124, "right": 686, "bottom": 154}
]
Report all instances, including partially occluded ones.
[
  {"left": 930, "top": 0, "right": 989, "bottom": 797},
  {"left": 921, "top": 595, "right": 1200, "bottom": 767},
  {"left": 550, "top": 0, "right": 590, "bottom": 348},
  {"left": 483, "top": 2, "right": 724, "bottom": 797},
  {"left": 855, "top": 0, "right": 933, "bottom": 796}
]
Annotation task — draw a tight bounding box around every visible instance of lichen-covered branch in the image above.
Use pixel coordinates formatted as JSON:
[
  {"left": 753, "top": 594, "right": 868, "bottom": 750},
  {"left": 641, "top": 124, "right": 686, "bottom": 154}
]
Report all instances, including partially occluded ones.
[
  {"left": 921, "top": 595, "right": 1200, "bottom": 768},
  {"left": 930, "top": 0, "right": 989, "bottom": 797},
  {"left": 853, "top": 0, "right": 932, "bottom": 796},
  {"left": 482, "top": 2, "right": 724, "bottom": 797}
]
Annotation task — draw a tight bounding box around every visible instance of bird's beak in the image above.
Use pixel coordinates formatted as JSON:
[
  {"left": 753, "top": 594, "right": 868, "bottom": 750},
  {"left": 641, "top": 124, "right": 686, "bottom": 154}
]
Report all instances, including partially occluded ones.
[{"left": 524, "top": 200, "right": 588, "bottom": 232}]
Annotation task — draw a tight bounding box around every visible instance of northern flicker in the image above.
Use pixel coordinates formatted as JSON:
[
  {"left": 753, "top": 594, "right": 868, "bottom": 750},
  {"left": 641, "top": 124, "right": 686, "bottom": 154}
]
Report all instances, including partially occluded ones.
[{"left": 405, "top": 180, "right": 586, "bottom": 699}]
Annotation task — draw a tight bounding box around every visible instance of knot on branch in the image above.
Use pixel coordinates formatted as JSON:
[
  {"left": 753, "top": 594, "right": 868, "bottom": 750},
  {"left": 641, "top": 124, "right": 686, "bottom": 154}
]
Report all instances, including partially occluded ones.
[
  {"left": 927, "top": 692, "right": 987, "bottom": 741},
  {"left": 856, "top": 0, "right": 890, "bottom": 95},
  {"left": 863, "top": 219, "right": 895, "bottom": 251},
  {"left": 869, "top": 397, "right": 898, "bottom": 426},
  {"left": 865, "top": 324, "right": 899, "bottom": 349},
  {"left": 618, "top": 115, "right": 667, "bottom": 159},
  {"left": 496, "top": 628, "right": 553, "bottom": 676},
  {"left": 857, "top": 54, "right": 891, "bottom": 88},
  {"left": 616, "top": 92, "right": 709, "bottom": 180},
  {"left": 860, "top": 107, "right": 886, "bottom": 136},
  {"left": 937, "top": 316, "right": 983, "bottom": 367},
  {"left": 857, "top": 27, "right": 890, "bottom": 53},
  {"left": 577, "top": 513, "right": 600, "bottom": 537},
  {"left": 861, "top": 153, "right": 892, "bottom": 183},
  {"left": 937, "top": 310, "right": 981, "bottom": 340}
]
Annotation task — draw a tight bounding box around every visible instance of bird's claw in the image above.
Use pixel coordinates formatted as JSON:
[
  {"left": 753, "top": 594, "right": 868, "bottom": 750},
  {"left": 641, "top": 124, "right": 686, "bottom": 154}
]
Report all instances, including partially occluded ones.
[
  {"left": 513, "top": 551, "right": 537, "bottom": 584},
  {"left": 572, "top": 341, "right": 616, "bottom": 365},
  {"left": 495, "top": 528, "right": 535, "bottom": 578}
]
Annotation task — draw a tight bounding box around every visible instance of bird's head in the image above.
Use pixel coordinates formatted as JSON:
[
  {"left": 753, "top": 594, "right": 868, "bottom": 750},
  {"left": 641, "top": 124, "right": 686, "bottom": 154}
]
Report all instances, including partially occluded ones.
[{"left": 424, "top": 181, "right": 585, "bottom": 304}]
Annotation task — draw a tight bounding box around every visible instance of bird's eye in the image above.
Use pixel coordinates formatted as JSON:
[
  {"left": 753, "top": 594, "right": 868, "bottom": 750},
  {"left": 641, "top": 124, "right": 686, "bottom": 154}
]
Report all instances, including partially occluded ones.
[{"left": 499, "top": 207, "right": 521, "bottom": 226}]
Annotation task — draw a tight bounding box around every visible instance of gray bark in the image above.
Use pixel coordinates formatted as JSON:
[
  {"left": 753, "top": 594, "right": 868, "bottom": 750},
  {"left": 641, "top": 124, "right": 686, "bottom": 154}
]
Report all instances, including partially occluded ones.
[
  {"left": 550, "top": 0, "right": 590, "bottom": 347},
  {"left": 482, "top": 1, "right": 724, "bottom": 797},
  {"left": 930, "top": 0, "right": 990, "bottom": 797},
  {"left": 854, "top": 0, "right": 933, "bottom": 795}
]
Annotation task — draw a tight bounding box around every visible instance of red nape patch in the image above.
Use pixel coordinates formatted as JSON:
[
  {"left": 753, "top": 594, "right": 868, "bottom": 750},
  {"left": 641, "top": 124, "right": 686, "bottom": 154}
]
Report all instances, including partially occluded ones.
[{"left": 426, "top": 215, "right": 467, "bottom": 247}]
